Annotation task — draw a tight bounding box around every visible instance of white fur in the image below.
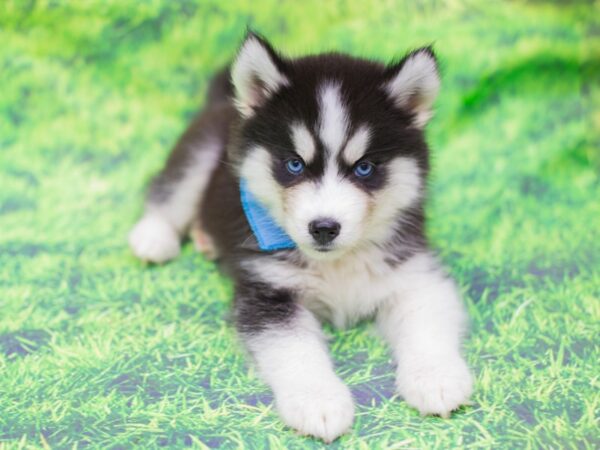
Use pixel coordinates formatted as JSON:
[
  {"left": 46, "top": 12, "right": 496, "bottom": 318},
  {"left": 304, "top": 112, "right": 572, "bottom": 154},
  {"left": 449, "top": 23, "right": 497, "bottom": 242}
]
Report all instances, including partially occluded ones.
[
  {"left": 318, "top": 82, "right": 349, "bottom": 154},
  {"left": 376, "top": 253, "right": 473, "bottom": 417},
  {"left": 288, "top": 96, "right": 367, "bottom": 255},
  {"left": 385, "top": 51, "right": 440, "bottom": 128},
  {"left": 129, "top": 140, "right": 221, "bottom": 263},
  {"left": 231, "top": 36, "right": 288, "bottom": 117},
  {"left": 342, "top": 125, "right": 371, "bottom": 165},
  {"left": 365, "top": 157, "right": 423, "bottom": 244},
  {"left": 290, "top": 123, "right": 316, "bottom": 163},
  {"left": 246, "top": 308, "right": 354, "bottom": 442},
  {"left": 128, "top": 213, "right": 180, "bottom": 263}
]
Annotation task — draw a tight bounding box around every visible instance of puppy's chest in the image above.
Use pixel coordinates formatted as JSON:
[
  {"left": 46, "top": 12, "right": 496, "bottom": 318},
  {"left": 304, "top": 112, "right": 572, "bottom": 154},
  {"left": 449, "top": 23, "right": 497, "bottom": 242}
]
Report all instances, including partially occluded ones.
[{"left": 299, "top": 255, "right": 397, "bottom": 328}]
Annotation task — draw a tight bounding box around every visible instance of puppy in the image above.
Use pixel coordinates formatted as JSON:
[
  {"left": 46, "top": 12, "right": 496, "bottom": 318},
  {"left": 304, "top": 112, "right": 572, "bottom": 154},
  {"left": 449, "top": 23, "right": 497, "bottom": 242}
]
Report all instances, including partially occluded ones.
[{"left": 129, "top": 32, "right": 473, "bottom": 442}]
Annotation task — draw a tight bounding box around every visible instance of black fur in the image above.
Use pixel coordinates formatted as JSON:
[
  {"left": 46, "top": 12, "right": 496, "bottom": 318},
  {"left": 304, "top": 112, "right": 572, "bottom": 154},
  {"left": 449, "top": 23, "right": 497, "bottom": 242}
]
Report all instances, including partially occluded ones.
[{"left": 234, "top": 281, "right": 298, "bottom": 335}]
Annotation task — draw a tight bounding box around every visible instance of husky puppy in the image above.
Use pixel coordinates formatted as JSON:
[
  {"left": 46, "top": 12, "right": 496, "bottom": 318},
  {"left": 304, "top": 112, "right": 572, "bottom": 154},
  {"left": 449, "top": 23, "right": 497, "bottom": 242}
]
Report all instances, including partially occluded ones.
[{"left": 129, "top": 32, "right": 473, "bottom": 442}]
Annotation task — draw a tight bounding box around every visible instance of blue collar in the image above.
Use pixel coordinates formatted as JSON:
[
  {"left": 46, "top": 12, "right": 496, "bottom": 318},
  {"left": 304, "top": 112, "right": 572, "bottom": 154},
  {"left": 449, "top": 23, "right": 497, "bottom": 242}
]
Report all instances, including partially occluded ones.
[{"left": 239, "top": 179, "right": 296, "bottom": 252}]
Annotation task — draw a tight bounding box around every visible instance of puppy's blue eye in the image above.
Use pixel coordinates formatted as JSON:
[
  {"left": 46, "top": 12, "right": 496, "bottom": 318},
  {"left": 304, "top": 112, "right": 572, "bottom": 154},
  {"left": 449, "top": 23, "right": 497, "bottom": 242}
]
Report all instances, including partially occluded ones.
[
  {"left": 286, "top": 158, "right": 305, "bottom": 175},
  {"left": 354, "top": 161, "right": 374, "bottom": 178}
]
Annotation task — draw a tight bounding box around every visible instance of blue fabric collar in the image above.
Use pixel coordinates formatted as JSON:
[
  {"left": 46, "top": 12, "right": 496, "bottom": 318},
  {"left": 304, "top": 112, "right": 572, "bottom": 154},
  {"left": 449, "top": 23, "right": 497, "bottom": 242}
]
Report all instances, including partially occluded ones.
[{"left": 239, "top": 179, "right": 296, "bottom": 252}]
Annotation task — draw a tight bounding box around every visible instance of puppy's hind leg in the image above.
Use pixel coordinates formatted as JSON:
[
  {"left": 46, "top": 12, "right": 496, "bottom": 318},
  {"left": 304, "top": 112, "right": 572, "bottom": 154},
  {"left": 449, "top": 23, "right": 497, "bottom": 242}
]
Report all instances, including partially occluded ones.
[
  {"left": 190, "top": 220, "right": 218, "bottom": 260},
  {"left": 129, "top": 132, "right": 223, "bottom": 264}
]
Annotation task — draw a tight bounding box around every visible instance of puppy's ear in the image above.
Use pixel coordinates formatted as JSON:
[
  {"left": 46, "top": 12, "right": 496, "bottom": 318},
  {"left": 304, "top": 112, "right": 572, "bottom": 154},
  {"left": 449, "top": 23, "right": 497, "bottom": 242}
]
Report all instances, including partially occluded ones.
[
  {"left": 383, "top": 47, "right": 440, "bottom": 128},
  {"left": 231, "top": 31, "right": 289, "bottom": 118}
]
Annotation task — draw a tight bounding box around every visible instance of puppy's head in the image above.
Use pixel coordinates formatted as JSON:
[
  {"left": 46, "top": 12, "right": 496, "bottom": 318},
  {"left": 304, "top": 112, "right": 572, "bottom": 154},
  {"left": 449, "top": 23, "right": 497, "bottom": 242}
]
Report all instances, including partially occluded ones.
[{"left": 232, "top": 32, "right": 439, "bottom": 260}]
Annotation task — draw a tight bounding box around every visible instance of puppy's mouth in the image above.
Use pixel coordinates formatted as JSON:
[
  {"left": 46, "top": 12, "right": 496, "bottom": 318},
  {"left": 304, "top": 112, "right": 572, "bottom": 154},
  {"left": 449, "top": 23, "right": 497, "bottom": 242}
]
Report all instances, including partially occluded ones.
[{"left": 298, "top": 242, "right": 347, "bottom": 261}]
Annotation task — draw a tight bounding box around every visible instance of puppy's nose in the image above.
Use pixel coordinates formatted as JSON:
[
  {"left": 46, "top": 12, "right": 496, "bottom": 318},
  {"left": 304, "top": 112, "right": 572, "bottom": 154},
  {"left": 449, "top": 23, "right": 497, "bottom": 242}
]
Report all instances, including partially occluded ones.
[{"left": 309, "top": 219, "right": 341, "bottom": 245}]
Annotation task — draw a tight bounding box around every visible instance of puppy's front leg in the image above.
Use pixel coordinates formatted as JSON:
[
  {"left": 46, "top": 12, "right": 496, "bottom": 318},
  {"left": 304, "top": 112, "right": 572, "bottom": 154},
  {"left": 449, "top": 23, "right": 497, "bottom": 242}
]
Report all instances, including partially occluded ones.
[
  {"left": 377, "top": 253, "right": 473, "bottom": 417},
  {"left": 236, "top": 284, "right": 354, "bottom": 443}
]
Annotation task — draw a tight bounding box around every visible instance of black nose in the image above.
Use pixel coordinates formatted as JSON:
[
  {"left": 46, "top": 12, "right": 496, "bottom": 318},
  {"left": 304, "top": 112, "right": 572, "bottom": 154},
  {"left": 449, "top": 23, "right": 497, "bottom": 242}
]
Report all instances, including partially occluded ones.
[{"left": 309, "top": 219, "right": 341, "bottom": 246}]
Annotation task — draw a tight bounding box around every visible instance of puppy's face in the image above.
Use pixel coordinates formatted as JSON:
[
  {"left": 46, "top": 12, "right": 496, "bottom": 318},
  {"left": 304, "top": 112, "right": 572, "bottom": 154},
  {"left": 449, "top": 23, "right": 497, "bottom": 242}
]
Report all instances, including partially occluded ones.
[{"left": 232, "top": 34, "right": 439, "bottom": 259}]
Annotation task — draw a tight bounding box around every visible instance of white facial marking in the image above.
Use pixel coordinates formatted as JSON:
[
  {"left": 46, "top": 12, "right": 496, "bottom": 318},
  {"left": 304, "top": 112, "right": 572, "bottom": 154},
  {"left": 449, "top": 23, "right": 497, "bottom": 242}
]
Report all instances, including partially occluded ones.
[
  {"left": 342, "top": 125, "right": 371, "bottom": 165},
  {"left": 366, "top": 157, "right": 422, "bottom": 243},
  {"left": 318, "top": 82, "right": 349, "bottom": 155},
  {"left": 231, "top": 36, "right": 289, "bottom": 117},
  {"left": 385, "top": 51, "right": 440, "bottom": 128},
  {"left": 290, "top": 123, "right": 316, "bottom": 163},
  {"left": 284, "top": 163, "right": 369, "bottom": 257},
  {"left": 239, "top": 146, "right": 285, "bottom": 223}
]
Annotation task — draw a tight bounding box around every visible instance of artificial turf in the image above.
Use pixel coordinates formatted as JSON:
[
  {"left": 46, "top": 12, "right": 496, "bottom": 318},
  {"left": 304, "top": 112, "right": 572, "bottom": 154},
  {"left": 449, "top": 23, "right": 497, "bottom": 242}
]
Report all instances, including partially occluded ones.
[{"left": 1, "top": 1, "right": 599, "bottom": 448}]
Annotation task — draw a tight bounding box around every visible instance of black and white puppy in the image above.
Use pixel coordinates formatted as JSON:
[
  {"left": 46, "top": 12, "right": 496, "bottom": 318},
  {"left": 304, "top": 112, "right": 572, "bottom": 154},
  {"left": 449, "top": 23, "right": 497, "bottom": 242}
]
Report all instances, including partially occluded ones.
[{"left": 129, "top": 32, "right": 473, "bottom": 442}]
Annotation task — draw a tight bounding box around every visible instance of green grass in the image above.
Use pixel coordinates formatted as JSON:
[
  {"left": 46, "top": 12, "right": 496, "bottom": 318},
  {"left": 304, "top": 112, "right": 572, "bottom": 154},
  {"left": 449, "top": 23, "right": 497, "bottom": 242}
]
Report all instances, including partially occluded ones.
[{"left": 1, "top": 0, "right": 599, "bottom": 448}]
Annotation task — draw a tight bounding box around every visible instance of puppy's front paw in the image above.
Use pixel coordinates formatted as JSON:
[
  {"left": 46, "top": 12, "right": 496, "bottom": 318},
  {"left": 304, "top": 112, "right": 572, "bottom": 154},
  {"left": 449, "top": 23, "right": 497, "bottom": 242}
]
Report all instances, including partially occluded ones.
[
  {"left": 128, "top": 214, "right": 180, "bottom": 263},
  {"left": 275, "top": 378, "right": 355, "bottom": 443},
  {"left": 397, "top": 356, "right": 473, "bottom": 418}
]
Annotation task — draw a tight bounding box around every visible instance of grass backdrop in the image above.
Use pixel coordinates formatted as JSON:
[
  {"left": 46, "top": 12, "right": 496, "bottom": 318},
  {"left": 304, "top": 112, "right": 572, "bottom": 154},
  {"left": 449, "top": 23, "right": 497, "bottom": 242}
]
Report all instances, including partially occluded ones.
[{"left": 1, "top": 0, "right": 599, "bottom": 448}]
